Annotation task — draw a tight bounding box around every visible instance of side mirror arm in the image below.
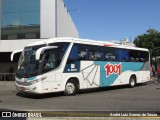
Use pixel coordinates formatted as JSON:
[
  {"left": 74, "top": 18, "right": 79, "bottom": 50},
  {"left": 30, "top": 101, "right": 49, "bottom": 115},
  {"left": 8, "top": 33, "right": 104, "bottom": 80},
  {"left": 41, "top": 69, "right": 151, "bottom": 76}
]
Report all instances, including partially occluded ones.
[
  {"left": 11, "top": 49, "right": 23, "bottom": 61},
  {"left": 35, "top": 46, "right": 58, "bottom": 60}
]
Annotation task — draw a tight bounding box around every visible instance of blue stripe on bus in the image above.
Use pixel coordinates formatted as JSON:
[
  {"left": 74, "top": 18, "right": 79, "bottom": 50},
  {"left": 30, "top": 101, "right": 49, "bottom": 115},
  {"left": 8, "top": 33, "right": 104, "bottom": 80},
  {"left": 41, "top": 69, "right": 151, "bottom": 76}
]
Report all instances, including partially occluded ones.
[
  {"left": 63, "top": 61, "right": 144, "bottom": 87},
  {"left": 28, "top": 77, "right": 36, "bottom": 81},
  {"left": 94, "top": 61, "right": 144, "bottom": 87}
]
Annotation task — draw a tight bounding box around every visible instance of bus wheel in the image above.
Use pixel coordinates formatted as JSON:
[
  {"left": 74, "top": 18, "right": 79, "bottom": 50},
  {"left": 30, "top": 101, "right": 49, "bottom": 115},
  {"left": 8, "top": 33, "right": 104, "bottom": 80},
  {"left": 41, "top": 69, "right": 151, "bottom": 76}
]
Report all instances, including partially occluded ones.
[
  {"left": 129, "top": 76, "right": 136, "bottom": 88},
  {"left": 64, "top": 80, "right": 77, "bottom": 96}
]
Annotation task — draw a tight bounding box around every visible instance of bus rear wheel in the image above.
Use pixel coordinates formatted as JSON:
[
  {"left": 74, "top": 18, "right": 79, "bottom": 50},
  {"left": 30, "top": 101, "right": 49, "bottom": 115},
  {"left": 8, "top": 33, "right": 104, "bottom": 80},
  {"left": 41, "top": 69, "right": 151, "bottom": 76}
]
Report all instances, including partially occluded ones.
[
  {"left": 129, "top": 76, "right": 136, "bottom": 88},
  {"left": 64, "top": 80, "right": 77, "bottom": 96}
]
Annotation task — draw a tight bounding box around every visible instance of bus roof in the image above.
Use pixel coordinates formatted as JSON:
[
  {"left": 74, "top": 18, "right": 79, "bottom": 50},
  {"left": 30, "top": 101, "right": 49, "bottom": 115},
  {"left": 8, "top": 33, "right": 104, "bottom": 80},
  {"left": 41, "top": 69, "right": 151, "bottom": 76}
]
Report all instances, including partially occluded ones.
[{"left": 27, "top": 37, "right": 149, "bottom": 52}]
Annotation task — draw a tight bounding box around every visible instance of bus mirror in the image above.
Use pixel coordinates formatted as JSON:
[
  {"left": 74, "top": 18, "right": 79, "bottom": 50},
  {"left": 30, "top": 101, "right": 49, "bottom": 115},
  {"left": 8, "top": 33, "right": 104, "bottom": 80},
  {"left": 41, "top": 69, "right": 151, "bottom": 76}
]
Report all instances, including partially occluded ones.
[
  {"left": 11, "top": 49, "right": 23, "bottom": 61},
  {"left": 35, "top": 46, "right": 58, "bottom": 61}
]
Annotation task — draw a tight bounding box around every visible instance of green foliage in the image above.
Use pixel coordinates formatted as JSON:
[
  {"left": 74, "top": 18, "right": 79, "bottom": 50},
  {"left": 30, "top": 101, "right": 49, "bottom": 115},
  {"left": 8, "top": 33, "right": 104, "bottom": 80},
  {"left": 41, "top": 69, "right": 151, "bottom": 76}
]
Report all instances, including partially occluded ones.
[{"left": 134, "top": 29, "right": 160, "bottom": 57}]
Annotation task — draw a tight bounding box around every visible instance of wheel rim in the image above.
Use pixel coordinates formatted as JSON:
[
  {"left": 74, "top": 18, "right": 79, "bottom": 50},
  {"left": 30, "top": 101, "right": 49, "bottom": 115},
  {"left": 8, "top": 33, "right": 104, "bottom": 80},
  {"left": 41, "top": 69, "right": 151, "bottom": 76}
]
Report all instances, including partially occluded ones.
[
  {"left": 130, "top": 79, "right": 135, "bottom": 86},
  {"left": 65, "top": 82, "right": 75, "bottom": 94}
]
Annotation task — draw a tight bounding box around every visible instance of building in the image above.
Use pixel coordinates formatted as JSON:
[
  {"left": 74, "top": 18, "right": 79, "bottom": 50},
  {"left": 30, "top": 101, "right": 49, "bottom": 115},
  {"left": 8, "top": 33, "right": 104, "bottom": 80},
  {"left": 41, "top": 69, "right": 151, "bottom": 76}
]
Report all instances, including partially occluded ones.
[
  {"left": 121, "top": 38, "right": 135, "bottom": 46},
  {"left": 0, "top": 0, "right": 79, "bottom": 76},
  {"left": 110, "top": 38, "right": 135, "bottom": 47}
]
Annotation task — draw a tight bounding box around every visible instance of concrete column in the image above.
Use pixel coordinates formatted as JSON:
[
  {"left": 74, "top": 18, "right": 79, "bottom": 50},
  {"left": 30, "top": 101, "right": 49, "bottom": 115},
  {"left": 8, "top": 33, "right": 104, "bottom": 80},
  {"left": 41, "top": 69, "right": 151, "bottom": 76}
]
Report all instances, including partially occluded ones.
[{"left": 40, "top": 0, "right": 56, "bottom": 38}]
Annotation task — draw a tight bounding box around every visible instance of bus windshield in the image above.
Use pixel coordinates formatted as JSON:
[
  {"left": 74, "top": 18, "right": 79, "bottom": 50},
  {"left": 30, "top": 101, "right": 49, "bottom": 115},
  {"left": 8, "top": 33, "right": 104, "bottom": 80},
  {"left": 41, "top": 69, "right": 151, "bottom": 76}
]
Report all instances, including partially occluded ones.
[
  {"left": 17, "top": 45, "right": 45, "bottom": 78},
  {"left": 16, "top": 42, "right": 70, "bottom": 78}
]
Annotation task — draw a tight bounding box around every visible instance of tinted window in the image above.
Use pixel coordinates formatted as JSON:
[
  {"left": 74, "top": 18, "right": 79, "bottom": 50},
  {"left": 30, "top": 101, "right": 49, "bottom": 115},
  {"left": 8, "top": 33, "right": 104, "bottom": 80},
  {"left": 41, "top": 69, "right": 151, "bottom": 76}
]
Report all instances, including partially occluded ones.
[
  {"left": 104, "top": 47, "right": 117, "bottom": 61},
  {"left": 67, "top": 43, "right": 149, "bottom": 63},
  {"left": 88, "top": 45, "right": 103, "bottom": 61},
  {"left": 68, "top": 44, "right": 104, "bottom": 62},
  {"left": 78, "top": 44, "right": 88, "bottom": 60},
  {"left": 117, "top": 49, "right": 130, "bottom": 62},
  {"left": 42, "top": 50, "right": 59, "bottom": 73},
  {"left": 139, "top": 51, "right": 149, "bottom": 62},
  {"left": 1, "top": 0, "right": 40, "bottom": 40},
  {"left": 130, "top": 50, "right": 139, "bottom": 61},
  {"left": 130, "top": 50, "right": 149, "bottom": 62},
  {"left": 49, "top": 42, "right": 70, "bottom": 60}
]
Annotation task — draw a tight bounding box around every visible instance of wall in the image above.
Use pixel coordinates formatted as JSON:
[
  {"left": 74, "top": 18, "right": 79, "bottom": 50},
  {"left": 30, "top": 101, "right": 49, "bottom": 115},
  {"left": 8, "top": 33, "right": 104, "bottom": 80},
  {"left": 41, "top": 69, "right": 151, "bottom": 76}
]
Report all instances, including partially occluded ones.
[
  {"left": 40, "top": 0, "right": 56, "bottom": 38},
  {"left": 0, "top": 0, "right": 1, "bottom": 39},
  {"left": 0, "top": 39, "right": 44, "bottom": 52},
  {"left": 0, "top": 62, "right": 17, "bottom": 73},
  {"left": 0, "top": 62, "right": 17, "bottom": 81},
  {"left": 57, "top": 0, "right": 79, "bottom": 37},
  {"left": 40, "top": 0, "right": 78, "bottom": 38}
]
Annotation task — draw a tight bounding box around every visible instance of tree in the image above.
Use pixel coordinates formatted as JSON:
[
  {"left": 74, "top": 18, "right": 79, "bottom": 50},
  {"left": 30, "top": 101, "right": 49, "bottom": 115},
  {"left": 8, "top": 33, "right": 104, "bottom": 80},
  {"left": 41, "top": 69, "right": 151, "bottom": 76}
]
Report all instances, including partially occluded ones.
[{"left": 134, "top": 29, "right": 160, "bottom": 58}]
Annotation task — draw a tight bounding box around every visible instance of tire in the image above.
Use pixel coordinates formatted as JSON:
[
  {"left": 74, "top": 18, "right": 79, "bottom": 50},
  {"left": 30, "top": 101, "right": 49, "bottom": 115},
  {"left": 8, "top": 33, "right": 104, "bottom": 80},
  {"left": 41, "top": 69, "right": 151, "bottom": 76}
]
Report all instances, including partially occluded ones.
[
  {"left": 64, "top": 80, "right": 78, "bottom": 96},
  {"left": 129, "top": 76, "right": 136, "bottom": 88}
]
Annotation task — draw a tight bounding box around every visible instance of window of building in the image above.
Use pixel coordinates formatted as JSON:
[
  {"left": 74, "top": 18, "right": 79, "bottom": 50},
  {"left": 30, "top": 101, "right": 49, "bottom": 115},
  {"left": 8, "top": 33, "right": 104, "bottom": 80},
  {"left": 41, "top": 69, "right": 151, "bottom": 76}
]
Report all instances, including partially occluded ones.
[
  {"left": 17, "top": 34, "right": 25, "bottom": 39},
  {"left": 1, "top": 0, "right": 40, "bottom": 40}
]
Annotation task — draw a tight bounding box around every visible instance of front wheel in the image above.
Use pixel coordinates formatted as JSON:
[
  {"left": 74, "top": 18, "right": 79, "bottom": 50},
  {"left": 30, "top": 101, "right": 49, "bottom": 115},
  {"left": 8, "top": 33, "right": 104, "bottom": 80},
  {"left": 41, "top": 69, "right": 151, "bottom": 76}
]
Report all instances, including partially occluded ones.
[
  {"left": 64, "top": 80, "right": 77, "bottom": 96},
  {"left": 129, "top": 76, "right": 136, "bottom": 88}
]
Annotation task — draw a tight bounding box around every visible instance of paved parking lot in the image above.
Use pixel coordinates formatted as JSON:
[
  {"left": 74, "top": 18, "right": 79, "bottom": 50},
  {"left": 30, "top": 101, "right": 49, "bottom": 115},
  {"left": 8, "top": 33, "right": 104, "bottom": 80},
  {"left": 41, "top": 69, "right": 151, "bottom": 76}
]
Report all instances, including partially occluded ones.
[{"left": 0, "top": 80, "right": 160, "bottom": 119}]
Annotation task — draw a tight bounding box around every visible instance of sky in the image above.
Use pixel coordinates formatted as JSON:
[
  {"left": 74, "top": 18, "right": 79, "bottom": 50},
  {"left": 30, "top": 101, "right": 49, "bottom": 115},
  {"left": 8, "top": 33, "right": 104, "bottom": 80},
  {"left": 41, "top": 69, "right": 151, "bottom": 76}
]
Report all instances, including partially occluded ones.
[{"left": 64, "top": 0, "right": 160, "bottom": 42}]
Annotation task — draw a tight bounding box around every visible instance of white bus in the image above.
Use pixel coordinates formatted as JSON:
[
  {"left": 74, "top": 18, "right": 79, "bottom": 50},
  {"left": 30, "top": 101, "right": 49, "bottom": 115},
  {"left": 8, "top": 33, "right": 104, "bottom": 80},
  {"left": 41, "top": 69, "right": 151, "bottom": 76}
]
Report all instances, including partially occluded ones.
[{"left": 11, "top": 37, "right": 150, "bottom": 95}]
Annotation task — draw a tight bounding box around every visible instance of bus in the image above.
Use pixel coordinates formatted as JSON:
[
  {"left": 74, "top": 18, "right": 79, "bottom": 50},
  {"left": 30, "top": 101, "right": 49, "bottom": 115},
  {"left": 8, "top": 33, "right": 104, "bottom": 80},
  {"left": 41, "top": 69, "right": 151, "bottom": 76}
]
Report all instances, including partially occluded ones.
[{"left": 11, "top": 37, "right": 150, "bottom": 95}]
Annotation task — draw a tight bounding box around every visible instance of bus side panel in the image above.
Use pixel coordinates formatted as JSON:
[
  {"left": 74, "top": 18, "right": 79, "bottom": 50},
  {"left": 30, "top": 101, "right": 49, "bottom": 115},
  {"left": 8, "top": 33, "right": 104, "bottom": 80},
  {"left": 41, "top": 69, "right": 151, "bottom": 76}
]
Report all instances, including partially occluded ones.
[
  {"left": 109, "top": 71, "right": 150, "bottom": 86},
  {"left": 60, "top": 73, "right": 83, "bottom": 91},
  {"left": 94, "top": 61, "right": 149, "bottom": 87},
  {"left": 135, "top": 71, "right": 150, "bottom": 83},
  {"left": 63, "top": 61, "right": 101, "bottom": 90},
  {"left": 41, "top": 71, "right": 62, "bottom": 93},
  {"left": 62, "top": 61, "right": 149, "bottom": 91},
  {"left": 80, "top": 61, "right": 101, "bottom": 88}
]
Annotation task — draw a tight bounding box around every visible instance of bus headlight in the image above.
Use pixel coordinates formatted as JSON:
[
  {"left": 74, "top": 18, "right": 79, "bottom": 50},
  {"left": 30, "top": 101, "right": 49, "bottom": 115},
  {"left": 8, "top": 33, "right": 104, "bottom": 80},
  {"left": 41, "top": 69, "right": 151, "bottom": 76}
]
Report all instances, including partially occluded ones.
[
  {"left": 30, "top": 76, "right": 47, "bottom": 85},
  {"left": 31, "top": 79, "right": 40, "bottom": 85},
  {"left": 16, "top": 76, "right": 46, "bottom": 86}
]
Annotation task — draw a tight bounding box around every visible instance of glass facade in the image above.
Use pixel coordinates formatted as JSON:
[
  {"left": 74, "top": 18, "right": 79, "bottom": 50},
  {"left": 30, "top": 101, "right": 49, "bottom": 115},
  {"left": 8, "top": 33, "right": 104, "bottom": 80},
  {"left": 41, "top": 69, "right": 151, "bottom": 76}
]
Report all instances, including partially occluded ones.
[{"left": 1, "top": 0, "right": 40, "bottom": 40}]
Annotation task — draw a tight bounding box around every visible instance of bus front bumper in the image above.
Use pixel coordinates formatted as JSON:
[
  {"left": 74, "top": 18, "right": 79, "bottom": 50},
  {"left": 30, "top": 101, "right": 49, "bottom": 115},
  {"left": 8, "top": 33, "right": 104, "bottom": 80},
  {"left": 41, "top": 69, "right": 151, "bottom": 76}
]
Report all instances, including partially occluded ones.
[{"left": 15, "top": 78, "right": 43, "bottom": 94}]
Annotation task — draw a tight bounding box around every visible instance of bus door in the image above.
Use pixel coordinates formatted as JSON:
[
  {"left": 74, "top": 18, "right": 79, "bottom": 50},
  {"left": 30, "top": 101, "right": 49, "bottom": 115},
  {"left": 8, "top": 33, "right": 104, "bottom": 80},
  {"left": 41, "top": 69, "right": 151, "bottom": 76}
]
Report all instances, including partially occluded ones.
[
  {"left": 41, "top": 50, "right": 57, "bottom": 92},
  {"left": 36, "top": 46, "right": 58, "bottom": 92}
]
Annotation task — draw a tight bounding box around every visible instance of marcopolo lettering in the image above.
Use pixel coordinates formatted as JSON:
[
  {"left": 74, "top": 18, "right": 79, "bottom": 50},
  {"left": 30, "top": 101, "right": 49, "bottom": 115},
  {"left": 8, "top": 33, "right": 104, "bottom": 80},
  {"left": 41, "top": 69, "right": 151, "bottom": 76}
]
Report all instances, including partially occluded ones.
[{"left": 104, "top": 63, "right": 122, "bottom": 77}]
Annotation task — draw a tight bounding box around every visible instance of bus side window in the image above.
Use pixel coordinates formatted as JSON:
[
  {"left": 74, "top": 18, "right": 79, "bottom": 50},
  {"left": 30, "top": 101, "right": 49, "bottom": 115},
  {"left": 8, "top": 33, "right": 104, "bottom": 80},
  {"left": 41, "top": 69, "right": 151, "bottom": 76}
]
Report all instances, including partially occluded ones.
[
  {"left": 67, "top": 44, "right": 78, "bottom": 63},
  {"left": 88, "top": 45, "right": 103, "bottom": 61},
  {"left": 130, "top": 50, "right": 139, "bottom": 62},
  {"left": 124, "top": 50, "right": 130, "bottom": 61},
  {"left": 61, "top": 44, "right": 69, "bottom": 59},
  {"left": 43, "top": 52, "right": 56, "bottom": 73},
  {"left": 49, "top": 42, "right": 69, "bottom": 60},
  {"left": 94, "top": 52, "right": 103, "bottom": 61},
  {"left": 139, "top": 51, "right": 149, "bottom": 62},
  {"left": 117, "top": 49, "right": 130, "bottom": 62},
  {"left": 104, "top": 48, "right": 116, "bottom": 61},
  {"left": 117, "top": 49, "right": 124, "bottom": 61},
  {"left": 78, "top": 44, "right": 88, "bottom": 60}
]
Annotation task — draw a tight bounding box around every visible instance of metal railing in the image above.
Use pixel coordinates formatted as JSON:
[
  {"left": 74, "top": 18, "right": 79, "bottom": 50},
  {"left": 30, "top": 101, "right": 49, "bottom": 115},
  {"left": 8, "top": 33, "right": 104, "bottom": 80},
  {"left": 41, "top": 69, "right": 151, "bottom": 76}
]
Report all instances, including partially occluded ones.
[{"left": 0, "top": 73, "right": 16, "bottom": 81}]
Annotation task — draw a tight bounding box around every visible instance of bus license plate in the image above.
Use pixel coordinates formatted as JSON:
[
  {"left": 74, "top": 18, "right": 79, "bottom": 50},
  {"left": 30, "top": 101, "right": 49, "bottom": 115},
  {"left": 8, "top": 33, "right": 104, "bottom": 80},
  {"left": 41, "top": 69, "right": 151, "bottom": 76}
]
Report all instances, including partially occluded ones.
[{"left": 20, "top": 87, "right": 25, "bottom": 91}]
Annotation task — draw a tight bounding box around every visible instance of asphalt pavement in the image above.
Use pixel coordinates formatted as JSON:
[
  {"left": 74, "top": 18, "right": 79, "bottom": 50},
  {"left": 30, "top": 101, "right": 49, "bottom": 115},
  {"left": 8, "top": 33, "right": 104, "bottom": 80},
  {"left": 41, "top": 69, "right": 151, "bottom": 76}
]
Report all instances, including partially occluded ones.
[{"left": 0, "top": 78, "right": 160, "bottom": 120}]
